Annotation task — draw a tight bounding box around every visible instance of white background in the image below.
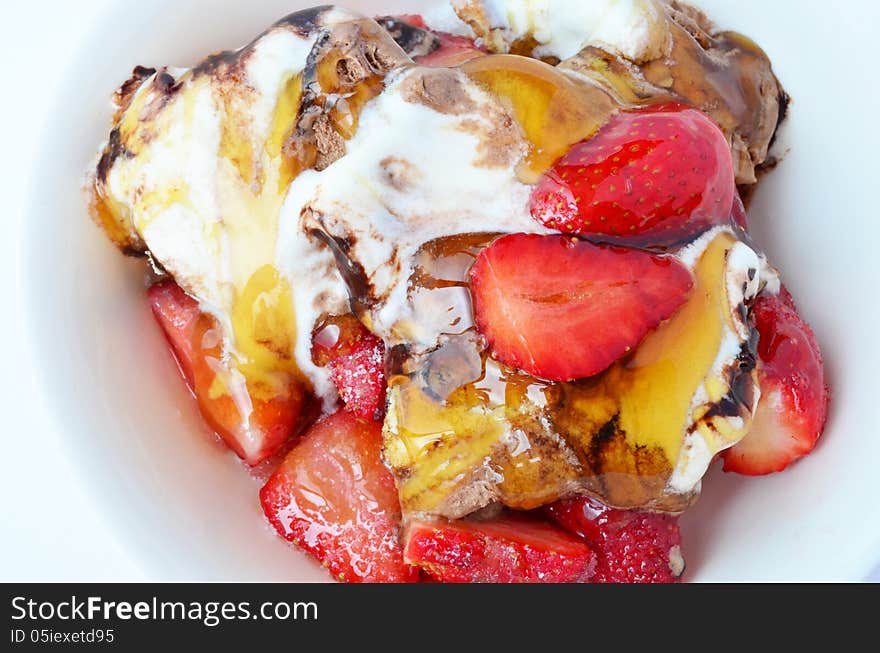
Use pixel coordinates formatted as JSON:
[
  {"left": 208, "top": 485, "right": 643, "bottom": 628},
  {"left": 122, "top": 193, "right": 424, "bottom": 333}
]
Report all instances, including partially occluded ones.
[
  {"left": 1, "top": 0, "right": 144, "bottom": 580},
  {"left": 0, "top": 0, "right": 877, "bottom": 582}
]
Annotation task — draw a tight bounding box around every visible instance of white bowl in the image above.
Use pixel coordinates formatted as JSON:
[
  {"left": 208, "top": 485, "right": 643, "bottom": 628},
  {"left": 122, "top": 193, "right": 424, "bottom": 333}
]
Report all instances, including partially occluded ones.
[{"left": 25, "top": 0, "right": 880, "bottom": 581}]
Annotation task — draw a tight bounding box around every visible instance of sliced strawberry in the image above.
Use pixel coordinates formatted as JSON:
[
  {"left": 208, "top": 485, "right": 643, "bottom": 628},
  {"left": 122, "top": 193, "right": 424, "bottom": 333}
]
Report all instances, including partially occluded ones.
[
  {"left": 260, "top": 411, "right": 418, "bottom": 583},
  {"left": 547, "top": 497, "right": 684, "bottom": 583},
  {"left": 405, "top": 515, "right": 596, "bottom": 583},
  {"left": 312, "top": 314, "right": 387, "bottom": 421},
  {"left": 529, "top": 103, "right": 735, "bottom": 247},
  {"left": 148, "top": 281, "right": 309, "bottom": 465},
  {"left": 722, "top": 286, "right": 829, "bottom": 475},
  {"left": 469, "top": 234, "right": 694, "bottom": 381},
  {"left": 147, "top": 280, "right": 201, "bottom": 387}
]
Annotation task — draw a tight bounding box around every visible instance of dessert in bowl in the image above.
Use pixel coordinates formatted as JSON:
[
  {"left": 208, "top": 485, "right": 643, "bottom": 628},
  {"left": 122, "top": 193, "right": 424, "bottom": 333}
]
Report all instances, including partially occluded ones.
[{"left": 81, "top": 0, "right": 829, "bottom": 582}]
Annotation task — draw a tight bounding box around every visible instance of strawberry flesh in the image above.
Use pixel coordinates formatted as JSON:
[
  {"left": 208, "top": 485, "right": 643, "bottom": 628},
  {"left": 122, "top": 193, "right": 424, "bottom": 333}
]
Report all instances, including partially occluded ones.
[
  {"left": 148, "top": 281, "right": 308, "bottom": 465},
  {"left": 405, "top": 515, "right": 596, "bottom": 583},
  {"left": 312, "top": 314, "right": 387, "bottom": 421},
  {"left": 469, "top": 233, "right": 694, "bottom": 381},
  {"left": 260, "top": 411, "right": 418, "bottom": 583},
  {"left": 529, "top": 103, "right": 735, "bottom": 247},
  {"left": 547, "top": 497, "right": 684, "bottom": 583},
  {"left": 722, "top": 286, "right": 829, "bottom": 475},
  {"left": 147, "top": 280, "right": 201, "bottom": 387}
]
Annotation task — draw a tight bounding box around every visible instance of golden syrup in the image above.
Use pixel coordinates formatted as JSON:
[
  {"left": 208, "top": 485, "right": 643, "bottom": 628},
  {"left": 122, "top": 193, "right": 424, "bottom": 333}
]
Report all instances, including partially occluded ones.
[
  {"left": 214, "top": 42, "right": 392, "bottom": 401},
  {"left": 218, "top": 99, "right": 257, "bottom": 189},
  {"left": 266, "top": 73, "right": 305, "bottom": 193},
  {"left": 384, "top": 232, "right": 756, "bottom": 516},
  {"left": 229, "top": 265, "right": 300, "bottom": 399},
  {"left": 461, "top": 55, "right": 619, "bottom": 182},
  {"left": 88, "top": 75, "right": 172, "bottom": 253},
  {"left": 550, "top": 231, "right": 756, "bottom": 508},
  {"left": 386, "top": 358, "right": 508, "bottom": 515}
]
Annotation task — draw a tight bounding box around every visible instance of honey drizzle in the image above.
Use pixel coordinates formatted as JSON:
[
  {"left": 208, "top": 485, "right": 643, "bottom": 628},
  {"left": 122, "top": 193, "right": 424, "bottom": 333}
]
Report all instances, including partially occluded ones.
[{"left": 462, "top": 54, "right": 619, "bottom": 184}]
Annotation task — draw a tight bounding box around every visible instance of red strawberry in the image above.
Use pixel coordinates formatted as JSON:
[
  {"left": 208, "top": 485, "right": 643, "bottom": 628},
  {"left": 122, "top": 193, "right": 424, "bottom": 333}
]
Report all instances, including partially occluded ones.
[
  {"left": 312, "top": 314, "right": 387, "bottom": 421},
  {"left": 260, "top": 411, "right": 418, "bottom": 583},
  {"left": 148, "top": 281, "right": 309, "bottom": 465},
  {"left": 722, "top": 286, "right": 829, "bottom": 475},
  {"left": 529, "top": 103, "right": 735, "bottom": 246},
  {"left": 469, "top": 234, "right": 694, "bottom": 381},
  {"left": 547, "top": 497, "right": 684, "bottom": 583},
  {"left": 391, "top": 13, "right": 427, "bottom": 29},
  {"left": 405, "top": 515, "right": 596, "bottom": 583},
  {"left": 148, "top": 280, "right": 201, "bottom": 387}
]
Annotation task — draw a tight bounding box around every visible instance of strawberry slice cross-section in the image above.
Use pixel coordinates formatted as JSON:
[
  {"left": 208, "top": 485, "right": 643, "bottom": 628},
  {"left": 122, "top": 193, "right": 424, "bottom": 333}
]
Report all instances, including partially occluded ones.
[
  {"left": 260, "top": 410, "right": 418, "bottom": 583},
  {"left": 147, "top": 280, "right": 309, "bottom": 465},
  {"left": 469, "top": 234, "right": 694, "bottom": 382},
  {"left": 405, "top": 515, "right": 596, "bottom": 583}
]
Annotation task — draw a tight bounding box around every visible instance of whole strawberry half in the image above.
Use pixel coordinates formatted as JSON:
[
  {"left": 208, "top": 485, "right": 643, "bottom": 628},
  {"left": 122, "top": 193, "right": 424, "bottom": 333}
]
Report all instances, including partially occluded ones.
[
  {"left": 547, "top": 497, "right": 684, "bottom": 583},
  {"left": 405, "top": 515, "right": 596, "bottom": 583},
  {"left": 468, "top": 233, "right": 694, "bottom": 382},
  {"left": 260, "top": 410, "right": 418, "bottom": 583},
  {"left": 722, "top": 286, "right": 829, "bottom": 475},
  {"left": 312, "top": 314, "right": 387, "bottom": 421},
  {"left": 529, "top": 103, "right": 735, "bottom": 247}
]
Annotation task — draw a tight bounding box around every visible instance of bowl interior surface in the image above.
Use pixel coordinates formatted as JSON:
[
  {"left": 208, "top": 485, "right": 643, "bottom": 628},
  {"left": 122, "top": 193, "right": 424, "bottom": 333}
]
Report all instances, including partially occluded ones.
[{"left": 25, "top": 0, "right": 880, "bottom": 581}]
